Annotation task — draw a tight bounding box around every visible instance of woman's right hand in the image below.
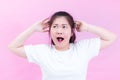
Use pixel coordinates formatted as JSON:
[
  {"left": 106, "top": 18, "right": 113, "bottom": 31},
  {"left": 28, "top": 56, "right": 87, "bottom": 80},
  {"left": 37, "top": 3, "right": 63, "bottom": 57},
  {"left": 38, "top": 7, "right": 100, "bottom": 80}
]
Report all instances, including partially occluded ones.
[
  {"left": 8, "top": 18, "right": 50, "bottom": 58},
  {"left": 31, "top": 18, "right": 50, "bottom": 32}
]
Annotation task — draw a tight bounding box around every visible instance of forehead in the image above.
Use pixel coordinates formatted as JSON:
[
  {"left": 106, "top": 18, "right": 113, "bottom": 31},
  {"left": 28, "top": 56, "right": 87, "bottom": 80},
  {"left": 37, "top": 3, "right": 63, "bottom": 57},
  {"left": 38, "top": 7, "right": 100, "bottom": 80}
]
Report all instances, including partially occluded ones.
[{"left": 52, "top": 16, "right": 69, "bottom": 24}]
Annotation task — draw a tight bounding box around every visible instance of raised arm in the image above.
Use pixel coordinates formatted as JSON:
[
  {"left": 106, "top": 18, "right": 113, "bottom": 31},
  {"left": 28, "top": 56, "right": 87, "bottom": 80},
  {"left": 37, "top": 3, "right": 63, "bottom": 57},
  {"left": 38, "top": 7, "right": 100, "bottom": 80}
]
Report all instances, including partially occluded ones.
[
  {"left": 75, "top": 21, "right": 117, "bottom": 50},
  {"left": 8, "top": 18, "right": 49, "bottom": 58}
]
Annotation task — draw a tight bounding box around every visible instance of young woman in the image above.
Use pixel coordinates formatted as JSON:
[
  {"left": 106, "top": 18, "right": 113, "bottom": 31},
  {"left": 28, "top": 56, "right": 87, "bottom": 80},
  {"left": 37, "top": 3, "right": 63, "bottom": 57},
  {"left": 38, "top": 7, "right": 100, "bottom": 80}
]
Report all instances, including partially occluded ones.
[{"left": 8, "top": 11, "right": 117, "bottom": 80}]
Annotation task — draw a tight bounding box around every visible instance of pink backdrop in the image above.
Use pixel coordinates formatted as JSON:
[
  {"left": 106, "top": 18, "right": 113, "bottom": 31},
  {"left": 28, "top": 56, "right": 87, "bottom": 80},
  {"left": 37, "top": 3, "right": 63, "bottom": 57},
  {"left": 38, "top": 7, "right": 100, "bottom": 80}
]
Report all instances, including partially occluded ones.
[{"left": 0, "top": 0, "right": 120, "bottom": 80}]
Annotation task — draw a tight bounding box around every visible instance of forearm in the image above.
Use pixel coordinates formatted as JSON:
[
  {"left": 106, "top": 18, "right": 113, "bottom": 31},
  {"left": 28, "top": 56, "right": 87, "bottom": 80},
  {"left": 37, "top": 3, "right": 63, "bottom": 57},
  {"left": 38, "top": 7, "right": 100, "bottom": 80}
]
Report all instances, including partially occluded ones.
[
  {"left": 9, "top": 26, "right": 36, "bottom": 48},
  {"left": 84, "top": 23, "right": 117, "bottom": 42},
  {"left": 8, "top": 19, "right": 48, "bottom": 58}
]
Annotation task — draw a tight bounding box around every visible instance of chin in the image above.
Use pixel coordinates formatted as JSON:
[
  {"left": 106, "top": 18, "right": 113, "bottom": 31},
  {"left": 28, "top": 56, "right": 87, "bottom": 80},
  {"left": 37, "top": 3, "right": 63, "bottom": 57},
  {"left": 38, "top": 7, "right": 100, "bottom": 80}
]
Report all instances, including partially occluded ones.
[{"left": 55, "top": 42, "right": 68, "bottom": 47}]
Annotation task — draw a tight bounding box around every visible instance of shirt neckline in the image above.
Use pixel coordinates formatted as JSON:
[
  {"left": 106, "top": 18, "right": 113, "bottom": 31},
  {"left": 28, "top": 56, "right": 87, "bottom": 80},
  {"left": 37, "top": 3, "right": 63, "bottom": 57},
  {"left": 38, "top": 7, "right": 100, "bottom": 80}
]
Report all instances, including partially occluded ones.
[{"left": 52, "top": 43, "right": 73, "bottom": 54}]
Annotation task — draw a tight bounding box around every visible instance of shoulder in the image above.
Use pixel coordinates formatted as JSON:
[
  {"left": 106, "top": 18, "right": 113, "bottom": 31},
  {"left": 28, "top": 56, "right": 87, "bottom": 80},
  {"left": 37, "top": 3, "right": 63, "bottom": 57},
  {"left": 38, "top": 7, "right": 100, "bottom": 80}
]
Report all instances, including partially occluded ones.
[
  {"left": 74, "top": 37, "right": 101, "bottom": 48},
  {"left": 24, "top": 44, "right": 52, "bottom": 53},
  {"left": 74, "top": 38, "right": 101, "bottom": 59},
  {"left": 34, "top": 44, "right": 51, "bottom": 49},
  {"left": 76, "top": 37, "right": 100, "bottom": 44}
]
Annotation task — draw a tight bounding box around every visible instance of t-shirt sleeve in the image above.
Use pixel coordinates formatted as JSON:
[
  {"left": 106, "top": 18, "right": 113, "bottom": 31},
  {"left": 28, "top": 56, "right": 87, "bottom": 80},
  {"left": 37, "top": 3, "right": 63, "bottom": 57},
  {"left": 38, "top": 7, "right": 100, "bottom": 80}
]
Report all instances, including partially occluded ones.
[
  {"left": 77, "top": 38, "right": 101, "bottom": 60},
  {"left": 24, "top": 44, "right": 50, "bottom": 64}
]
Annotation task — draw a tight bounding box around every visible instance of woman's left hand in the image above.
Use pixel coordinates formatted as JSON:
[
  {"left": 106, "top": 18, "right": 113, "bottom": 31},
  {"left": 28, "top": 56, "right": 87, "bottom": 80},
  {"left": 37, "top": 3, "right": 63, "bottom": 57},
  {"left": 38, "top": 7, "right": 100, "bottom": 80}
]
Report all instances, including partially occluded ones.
[{"left": 75, "top": 21, "right": 88, "bottom": 32}]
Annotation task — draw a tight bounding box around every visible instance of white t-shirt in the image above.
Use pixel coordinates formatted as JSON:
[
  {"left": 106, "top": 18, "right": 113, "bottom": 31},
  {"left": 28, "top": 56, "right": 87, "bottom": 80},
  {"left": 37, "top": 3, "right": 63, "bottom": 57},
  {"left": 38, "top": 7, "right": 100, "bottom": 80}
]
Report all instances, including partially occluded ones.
[{"left": 24, "top": 38, "right": 101, "bottom": 80}]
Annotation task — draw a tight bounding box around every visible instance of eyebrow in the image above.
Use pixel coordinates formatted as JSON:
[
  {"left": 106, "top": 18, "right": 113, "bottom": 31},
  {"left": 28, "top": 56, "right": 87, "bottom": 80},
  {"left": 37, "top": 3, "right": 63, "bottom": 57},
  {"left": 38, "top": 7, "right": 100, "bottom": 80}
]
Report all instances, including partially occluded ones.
[
  {"left": 53, "top": 24, "right": 67, "bottom": 25},
  {"left": 62, "top": 24, "right": 67, "bottom": 25}
]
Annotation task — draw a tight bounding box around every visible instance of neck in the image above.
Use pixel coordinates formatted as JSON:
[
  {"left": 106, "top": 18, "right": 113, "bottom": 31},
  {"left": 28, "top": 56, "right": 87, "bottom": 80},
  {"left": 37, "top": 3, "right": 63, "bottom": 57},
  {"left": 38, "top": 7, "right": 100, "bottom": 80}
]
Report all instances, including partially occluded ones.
[{"left": 55, "top": 44, "right": 70, "bottom": 51}]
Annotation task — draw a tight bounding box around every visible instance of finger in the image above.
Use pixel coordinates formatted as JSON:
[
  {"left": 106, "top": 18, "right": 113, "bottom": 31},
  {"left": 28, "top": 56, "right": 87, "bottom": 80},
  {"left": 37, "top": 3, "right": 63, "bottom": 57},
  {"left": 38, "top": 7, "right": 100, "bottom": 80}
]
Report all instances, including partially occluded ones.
[
  {"left": 75, "top": 21, "right": 82, "bottom": 24},
  {"left": 74, "top": 21, "right": 80, "bottom": 24},
  {"left": 42, "top": 18, "right": 50, "bottom": 24},
  {"left": 43, "top": 28, "right": 49, "bottom": 32},
  {"left": 75, "top": 24, "right": 81, "bottom": 31},
  {"left": 43, "top": 26, "right": 49, "bottom": 31},
  {"left": 43, "top": 30, "right": 49, "bottom": 32},
  {"left": 74, "top": 21, "right": 79, "bottom": 27},
  {"left": 43, "top": 26, "right": 49, "bottom": 29},
  {"left": 44, "top": 23, "right": 49, "bottom": 27}
]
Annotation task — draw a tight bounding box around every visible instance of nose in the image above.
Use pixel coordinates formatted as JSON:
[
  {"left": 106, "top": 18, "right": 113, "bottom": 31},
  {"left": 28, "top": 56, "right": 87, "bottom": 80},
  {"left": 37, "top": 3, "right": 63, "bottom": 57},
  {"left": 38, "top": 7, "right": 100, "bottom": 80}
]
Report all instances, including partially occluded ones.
[
  {"left": 56, "top": 27, "right": 63, "bottom": 35},
  {"left": 57, "top": 32, "right": 62, "bottom": 35}
]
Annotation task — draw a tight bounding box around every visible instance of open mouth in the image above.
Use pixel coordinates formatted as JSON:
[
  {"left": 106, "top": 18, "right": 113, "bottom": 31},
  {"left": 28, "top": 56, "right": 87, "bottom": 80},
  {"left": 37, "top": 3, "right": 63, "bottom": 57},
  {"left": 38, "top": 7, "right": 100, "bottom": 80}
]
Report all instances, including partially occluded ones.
[{"left": 57, "top": 37, "right": 64, "bottom": 42}]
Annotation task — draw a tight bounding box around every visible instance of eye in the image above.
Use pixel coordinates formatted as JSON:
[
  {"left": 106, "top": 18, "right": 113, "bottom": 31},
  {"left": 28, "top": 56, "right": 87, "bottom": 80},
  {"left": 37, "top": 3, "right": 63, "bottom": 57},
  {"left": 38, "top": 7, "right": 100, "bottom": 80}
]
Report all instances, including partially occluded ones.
[
  {"left": 63, "top": 25, "right": 67, "bottom": 28},
  {"left": 53, "top": 26, "right": 57, "bottom": 28}
]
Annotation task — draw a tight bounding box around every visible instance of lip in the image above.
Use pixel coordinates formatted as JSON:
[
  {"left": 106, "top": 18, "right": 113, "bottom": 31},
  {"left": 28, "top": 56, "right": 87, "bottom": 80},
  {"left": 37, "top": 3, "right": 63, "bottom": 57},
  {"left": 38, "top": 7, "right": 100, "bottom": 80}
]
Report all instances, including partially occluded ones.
[{"left": 56, "top": 37, "right": 64, "bottom": 42}]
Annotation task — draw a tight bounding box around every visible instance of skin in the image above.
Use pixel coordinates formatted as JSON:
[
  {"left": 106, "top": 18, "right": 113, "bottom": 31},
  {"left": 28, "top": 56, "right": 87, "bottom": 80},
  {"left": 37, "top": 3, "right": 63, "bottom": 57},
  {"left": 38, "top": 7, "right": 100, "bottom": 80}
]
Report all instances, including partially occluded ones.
[
  {"left": 8, "top": 17, "right": 117, "bottom": 58},
  {"left": 50, "top": 17, "right": 73, "bottom": 51}
]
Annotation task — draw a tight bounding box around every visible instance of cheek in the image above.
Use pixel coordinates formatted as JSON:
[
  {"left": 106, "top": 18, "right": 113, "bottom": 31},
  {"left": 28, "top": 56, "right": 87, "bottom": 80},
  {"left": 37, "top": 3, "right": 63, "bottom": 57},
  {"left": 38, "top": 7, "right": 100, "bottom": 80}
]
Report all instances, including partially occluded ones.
[
  {"left": 50, "top": 30, "right": 55, "bottom": 39},
  {"left": 64, "top": 31, "right": 72, "bottom": 39}
]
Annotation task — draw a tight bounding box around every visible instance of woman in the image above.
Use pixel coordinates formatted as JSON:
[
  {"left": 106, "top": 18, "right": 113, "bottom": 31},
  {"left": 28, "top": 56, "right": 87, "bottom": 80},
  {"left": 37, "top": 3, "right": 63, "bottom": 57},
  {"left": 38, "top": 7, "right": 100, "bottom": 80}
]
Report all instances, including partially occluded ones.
[{"left": 8, "top": 11, "right": 117, "bottom": 80}]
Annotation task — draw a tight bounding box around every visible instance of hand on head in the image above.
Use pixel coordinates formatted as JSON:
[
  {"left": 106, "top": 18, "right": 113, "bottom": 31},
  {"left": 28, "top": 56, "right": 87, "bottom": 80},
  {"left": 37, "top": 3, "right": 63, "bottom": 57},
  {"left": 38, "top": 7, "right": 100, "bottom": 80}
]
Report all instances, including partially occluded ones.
[
  {"left": 74, "top": 21, "right": 88, "bottom": 32},
  {"left": 74, "top": 21, "right": 82, "bottom": 32},
  {"left": 32, "top": 18, "right": 50, "bottom": 32},
  {"left": 33, "top": 18, "right": 87, "bottom": 33},
  {"left": 41, "top": 18, "right": 50, "bottom": 32}
]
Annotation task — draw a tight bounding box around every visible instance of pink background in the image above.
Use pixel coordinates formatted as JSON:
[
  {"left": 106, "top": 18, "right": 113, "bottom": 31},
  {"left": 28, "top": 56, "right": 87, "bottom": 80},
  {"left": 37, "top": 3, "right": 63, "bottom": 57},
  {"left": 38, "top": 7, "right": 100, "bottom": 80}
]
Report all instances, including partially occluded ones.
[{"left": 0, "top": 0, "right": 120, "bottom": 80}]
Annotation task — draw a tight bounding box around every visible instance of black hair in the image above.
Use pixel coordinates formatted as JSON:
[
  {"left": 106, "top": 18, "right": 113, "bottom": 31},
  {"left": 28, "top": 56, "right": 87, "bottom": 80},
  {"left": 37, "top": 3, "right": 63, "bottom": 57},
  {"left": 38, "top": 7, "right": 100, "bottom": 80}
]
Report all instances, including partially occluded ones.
[{"left": 48, "top": 11, "right": 76, "bottom": 45}]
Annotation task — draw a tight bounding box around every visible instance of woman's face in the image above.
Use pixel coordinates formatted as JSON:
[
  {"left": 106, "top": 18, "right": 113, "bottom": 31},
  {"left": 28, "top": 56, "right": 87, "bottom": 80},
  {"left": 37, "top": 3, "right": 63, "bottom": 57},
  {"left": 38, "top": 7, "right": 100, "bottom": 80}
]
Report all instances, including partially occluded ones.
[{"left": 50, "top": 17, "right": 73, "bottom": 48}]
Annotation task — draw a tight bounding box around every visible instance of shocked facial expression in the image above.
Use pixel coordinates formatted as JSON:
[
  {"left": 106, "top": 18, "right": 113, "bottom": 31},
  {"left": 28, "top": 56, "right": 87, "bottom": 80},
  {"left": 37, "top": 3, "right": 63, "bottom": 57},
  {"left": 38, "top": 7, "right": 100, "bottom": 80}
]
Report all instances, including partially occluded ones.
[{"left": 50, "top": 17, "right": 73, "bottom": 48}]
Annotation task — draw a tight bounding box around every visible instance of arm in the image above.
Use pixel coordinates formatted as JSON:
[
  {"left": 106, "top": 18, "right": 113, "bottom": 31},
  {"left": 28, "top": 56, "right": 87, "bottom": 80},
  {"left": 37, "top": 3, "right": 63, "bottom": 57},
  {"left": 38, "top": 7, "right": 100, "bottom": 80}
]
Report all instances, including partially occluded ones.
[
  {"left": 75, "top": 21, "right": 117, "bottom": 50},
  {"left": 8, "top": 18, "right": 49, "bottom": 58}
]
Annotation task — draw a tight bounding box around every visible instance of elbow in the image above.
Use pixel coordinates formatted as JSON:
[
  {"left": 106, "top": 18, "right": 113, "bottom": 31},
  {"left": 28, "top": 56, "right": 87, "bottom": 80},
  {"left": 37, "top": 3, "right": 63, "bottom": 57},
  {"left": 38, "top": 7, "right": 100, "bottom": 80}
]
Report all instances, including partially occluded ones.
[
  {"left": 8, "top": 43, "right": 11, "bottom": 50},
  {"left": 8, "top": 43, "right": 16, "bottom": 52},
  {"left": 8, "top": 43, "right": 14, "bottom": 51},
  {"left": 108, "top": 34, "right": 118, "bottom": 45},
  {"left": 111, "top": 34, "right": 117, "bottom": 42}
]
